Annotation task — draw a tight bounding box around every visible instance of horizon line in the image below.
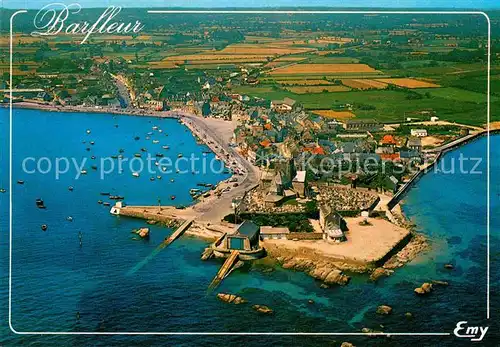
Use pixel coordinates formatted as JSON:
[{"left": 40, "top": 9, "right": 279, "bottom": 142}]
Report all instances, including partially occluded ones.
[{"left": 2, "top": 5, "right": 500, "bottom": 10}]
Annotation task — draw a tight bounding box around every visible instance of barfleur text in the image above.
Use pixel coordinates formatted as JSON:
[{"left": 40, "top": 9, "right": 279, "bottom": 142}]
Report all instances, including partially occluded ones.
[{"left": 31, "top": 3, "right": 144, "bottom": 44}]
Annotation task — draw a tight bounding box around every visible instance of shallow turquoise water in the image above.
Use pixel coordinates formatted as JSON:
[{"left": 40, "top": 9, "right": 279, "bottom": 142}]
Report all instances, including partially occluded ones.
[{"left": 0, "top": 109, "right": 498, "bottom": 346}]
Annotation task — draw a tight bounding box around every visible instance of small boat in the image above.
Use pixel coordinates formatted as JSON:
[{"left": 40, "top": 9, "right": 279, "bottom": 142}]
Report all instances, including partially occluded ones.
[
  {"left": 155, "top": 153, "right": 164, "bottom": 157},
  {"left": 176, "top": 169, "right": 180, "bottom": 173},
  {"left": 134, "top": 136, "right": 140, "bottom": 141},
  {"left": 36, "top": 198, "right": 46, "bottom": 209},
  {"left": 118, "top": 154, "right": 124, "bottom": 159},
  {"left": 190, "top": 188, "right": 201, "bottom": 194},
  {"left": 100, "top": 192, "right": 110, "bottom": 196},
  {"left": 162, "top": 145, "right": 169, "bottom": 150},
  {"left": 132, "top": 172, "right": 140, "bottom": 177},
  {"left": 134, "top": 153, "right": 142, "bottom": 158},
  {"left": 86, "top": 129, "right": 91, "bottom": 134},
  {"left": 153, "top": 140, "right": 160, "bottom": 144},
  {"left": 162, "top": 167, "right": 167, "bottom": 172},
  {"left": 90, "top": 141, "right": 95, "bottom": 145},
  {"left": 91, "top": 156, "right": 96, "bottom": 160},
  {"left": 81, "top": 170, "right": 87, "bottom": 175},
  {"left": 154, "top": 162, "right": 159, "bottom": 166},
  {"left": 109, "top": 195, "right": 124, "bottom": 200},
  {"left": 140, "top": 148, "right": 147, "bottom": 152},
  {"left": 86, "top": 148, "right": 91, "bottom": 151},
  {"left": 111, "top": 155, "right": 118, "bottom": 159},
  {"left": 17, "top": 180, "right": 24, "bottom": 185},
  {"left": 152, "top": 126, "right": 158, "bottom": 130},
  {"left": 103, "top": 202, "right": 111, "bottom": 206},
  {"left": 177, "top": 153, "right": 183, "bottom": 158},
  {"left": 119, "top": 149, "right": 125, "bottom": 153},
  {"left": 150, "top": 177, "right": 155, "bottom": 181},
  {"left": 67, "top": 216, "right": 73, "bottom": 222},
  {"left": 158, "top": 129, "right": 163, "bottom": 133},
  {"left": 0, "top": 188, "right": 6, "bottom": 193},
  {"left": 97, "top": 200, "right": 103, "bottom": 204},
  {"left": 41, "top": 224, "right": 48, "bottom": 231},
  {"left": 115, "top": 124, "right": 119, "bottom": 128},
  {"left": 170, "top": 178, "right": 175, "bottom": 183},
  {"left": 170, "top": 195, "right": 176, "bottom": 200},
  {"left": 91, "top": 165, "right": 97, "bottom": 170},
  {"left": 145, "top": 136, "right": 151, "bottom": 140},
  {"left": 68, "top": 186, "right": 74, "bottom": 191},
  {"left": 156, "top": 176, "right": 162, "bottom": 180},
  {"left": 147, "top": 131, "right": 153, "bottom": 135}
]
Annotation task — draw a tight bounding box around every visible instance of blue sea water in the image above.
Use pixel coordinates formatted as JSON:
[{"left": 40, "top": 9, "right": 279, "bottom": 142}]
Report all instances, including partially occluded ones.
[{"left": 0, "top": 108, "right": 498, "bottom": 346}]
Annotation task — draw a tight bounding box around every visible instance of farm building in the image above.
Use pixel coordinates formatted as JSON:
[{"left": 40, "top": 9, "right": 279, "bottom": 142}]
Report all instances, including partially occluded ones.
[
  {"left": 410, "top": 129, "right": 428, "bottom": 137},
  {"left": 271, "top": 97, "right": 296, "bottom": 112}
]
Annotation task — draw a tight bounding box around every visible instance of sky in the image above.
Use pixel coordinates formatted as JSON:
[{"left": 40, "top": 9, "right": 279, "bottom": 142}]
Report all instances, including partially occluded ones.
[{"left": 2, "top": 0, "right": 499, "bottom": 9}]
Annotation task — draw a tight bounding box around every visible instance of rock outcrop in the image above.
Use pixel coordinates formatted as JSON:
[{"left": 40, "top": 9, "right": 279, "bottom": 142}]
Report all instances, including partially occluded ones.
[
  {"left": 383, "top": 233, "right": 428, "bottom": 269},
  {"left": 252, "top": 304, "right": 273, "bottom": 314},
  {"left": 278, "top": 257, "right": 350, "bottom": 285},
  {"left": 341, "top": 342, "right": 355, "bottom": 347},
  {"left": 414, "top": 282, "right": 433, "bottom": 295},
  {"left": 217, "top": 293, "right": 247, "bottom": 305},
  {"left": 132, "top": 227, "right": 150, "bottom": 239},
  {"left": 376, "top": 305, "right": 393, "bottom": 315},
  {"left": 370, "top": 268, "right": 394, "bottom": 282}
]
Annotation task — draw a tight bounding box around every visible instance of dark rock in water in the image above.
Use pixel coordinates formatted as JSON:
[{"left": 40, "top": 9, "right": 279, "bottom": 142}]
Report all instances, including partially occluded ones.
[
  {"left": 405, "top": 312, "right": 413, "bottom": 319},
  {"left": 376, "top": 305, "right": 392, "bottom": 315},
  {"left": 252, "top": 304, "right": 273, "bottom": 314},
  {"left": 447, "top": 236, "right": 462, "bottom": 245},
  {"left": 217, "top": 293, "right": 247, "bottom": 305},
  {"left": 341, "top": 343, "right": 355, "bottom": 347}
]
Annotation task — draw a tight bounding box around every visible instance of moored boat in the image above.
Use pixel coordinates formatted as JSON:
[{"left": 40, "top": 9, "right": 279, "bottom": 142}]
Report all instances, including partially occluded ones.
[{"left": 36, "top": 198, "right": 46, "bottom": 209}]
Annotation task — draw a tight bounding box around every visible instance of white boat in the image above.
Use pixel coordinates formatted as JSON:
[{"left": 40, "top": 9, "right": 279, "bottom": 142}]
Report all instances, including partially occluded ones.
[
  {"left": 132, "top": 172, "right": 140, "bottom": 177},
  {"left": 152, "top": 140, "right": 160, "bottom": 144},
  {"left": 81, "top": 170, "right": 87, "bottom": 175}
]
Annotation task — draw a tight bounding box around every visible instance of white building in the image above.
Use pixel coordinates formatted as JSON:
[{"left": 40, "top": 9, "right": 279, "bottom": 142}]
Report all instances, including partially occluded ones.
[
  {"left": 260, "top": 226, "right": 290, "bottom": 240},
  {"left": 410, "top": 129, "right": 428, "bottom": 137}
]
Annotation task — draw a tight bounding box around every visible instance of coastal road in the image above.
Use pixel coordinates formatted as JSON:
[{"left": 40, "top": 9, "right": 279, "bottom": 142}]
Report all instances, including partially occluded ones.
[{"left": 175, "top": 111, "right": 260, "bottom": 223}]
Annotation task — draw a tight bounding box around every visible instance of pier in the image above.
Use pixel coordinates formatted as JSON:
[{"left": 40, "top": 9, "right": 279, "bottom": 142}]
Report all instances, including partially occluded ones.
[
  {"left": 161, "top": 218, "right": 193, "bottom": 248},
  {"left": 126, "top": 218, "right": 193, "bottom": 275},
  {"left": 208, "top": 250, "right": 240, "bottom": 290}
]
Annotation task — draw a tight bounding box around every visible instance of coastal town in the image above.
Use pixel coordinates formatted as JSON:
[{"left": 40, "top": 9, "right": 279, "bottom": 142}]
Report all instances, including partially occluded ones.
[
  {"left": 1, "top": 6, "right": 498, "bottom": 345},
  {"left": 3, "top": 52, "right": 488, "bottom": 290}
]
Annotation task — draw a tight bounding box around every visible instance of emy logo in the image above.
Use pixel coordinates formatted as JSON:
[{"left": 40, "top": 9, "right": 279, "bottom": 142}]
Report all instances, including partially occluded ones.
[{"left": 453, "top": 321, "right": 489, "bottom": 342}]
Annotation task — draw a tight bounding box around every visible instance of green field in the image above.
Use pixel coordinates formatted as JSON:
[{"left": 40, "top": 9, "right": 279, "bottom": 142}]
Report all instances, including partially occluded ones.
[
  {"left": 234, "top": 85, "right": 492, "bottom": 126},
  {"left": 415, "top": 87, "right": 495, "bottom": 103}
]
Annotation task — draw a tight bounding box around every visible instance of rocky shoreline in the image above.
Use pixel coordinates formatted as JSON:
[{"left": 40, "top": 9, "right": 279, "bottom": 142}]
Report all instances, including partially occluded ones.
[{"left": 261, "top": 229, "right": 429, "bottom": 286}]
